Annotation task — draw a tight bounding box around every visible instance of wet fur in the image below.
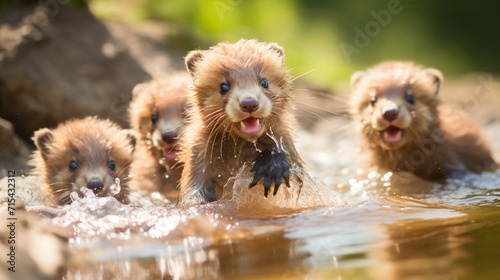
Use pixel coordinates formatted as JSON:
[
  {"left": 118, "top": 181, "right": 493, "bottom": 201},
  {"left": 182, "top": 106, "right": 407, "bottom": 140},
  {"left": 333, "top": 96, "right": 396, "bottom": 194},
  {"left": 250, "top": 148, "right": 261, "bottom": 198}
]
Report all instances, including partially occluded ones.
[
  {"left": 29, "top": 117, "right": 135, "bottom": 205},
  {"left": 129, "top": 72, "right": 189, "bottom": 201},
  {"left": 351, "top": 62, "right": 497, "bottom": 179},
  {"left": 179, "top": 39, "right": 303, "bottom": 204}
]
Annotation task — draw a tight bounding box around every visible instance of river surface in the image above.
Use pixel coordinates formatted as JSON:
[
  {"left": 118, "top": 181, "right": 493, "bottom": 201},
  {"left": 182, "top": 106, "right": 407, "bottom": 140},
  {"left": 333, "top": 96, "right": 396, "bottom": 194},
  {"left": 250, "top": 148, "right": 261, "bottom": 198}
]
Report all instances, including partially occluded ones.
[{"left": 1, "top": 85, "right": 500, "bottom": 280}]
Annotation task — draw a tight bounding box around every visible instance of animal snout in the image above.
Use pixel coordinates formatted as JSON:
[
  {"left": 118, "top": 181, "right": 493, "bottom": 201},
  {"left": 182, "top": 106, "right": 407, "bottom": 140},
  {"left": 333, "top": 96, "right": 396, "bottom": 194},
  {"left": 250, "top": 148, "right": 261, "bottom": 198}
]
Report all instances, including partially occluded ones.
[
  {"left": 383, "top": 109, "right": 398, "bottom": 122},
  {"left": 87, "top": 179, "right": 104, "bottom": 194},
  {"left": 162, "top": 130, "right": 177, "bottom": 145},
  {"left": 240, "top": 99, "right": 259, "bottom": 113}
]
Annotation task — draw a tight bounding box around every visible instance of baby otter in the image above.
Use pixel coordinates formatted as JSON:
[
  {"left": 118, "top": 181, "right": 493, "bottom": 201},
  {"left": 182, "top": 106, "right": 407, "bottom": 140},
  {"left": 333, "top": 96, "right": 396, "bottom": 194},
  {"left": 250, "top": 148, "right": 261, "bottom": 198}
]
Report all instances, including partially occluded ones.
[
  {"left": 350, "top": 61, "right": 497, "bottom": 179},
  {"left": 30, "top": 117, "right": 136, "bottom": 205},
  {"left": 178, "top": 39, "right": 303, "bottom": 204},
  {"left": 128, "top": 72, "right": 189, "bottom": 201}
]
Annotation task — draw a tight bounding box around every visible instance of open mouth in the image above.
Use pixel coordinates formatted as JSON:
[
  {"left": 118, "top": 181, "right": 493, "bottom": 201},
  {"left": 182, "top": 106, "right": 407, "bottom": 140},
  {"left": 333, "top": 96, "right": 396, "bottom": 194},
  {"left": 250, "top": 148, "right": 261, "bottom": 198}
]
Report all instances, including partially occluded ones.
[
  {"left": 381, "top": 126, "right": 404, "bottom": 144},
  {"left": 163, "top": 146, "right": 179, "bottom": 161},
  {"left": 240, "top": 117, "right": 263, "bottom": 134}
]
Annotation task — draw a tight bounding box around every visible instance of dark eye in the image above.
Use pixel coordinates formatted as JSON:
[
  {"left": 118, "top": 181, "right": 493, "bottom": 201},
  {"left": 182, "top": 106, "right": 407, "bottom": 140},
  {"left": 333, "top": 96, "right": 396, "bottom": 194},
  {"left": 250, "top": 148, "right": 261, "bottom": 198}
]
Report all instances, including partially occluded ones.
[
  {"left": 68, "top": 160, "right": 78, "bottom": 172},
  {"left": 260, "top": 77, "right": 269, "bottom": 89},
  {"left": 406, "top": 93, "right": 415, "bottom": 105},
  {"left": 370, "top": 96, "right": 377, "bottom": 106},
  {"left": 108, "top": 160, "right": 116, "bottom": 172},
  {"left": 219, "top": 83, "right": 230, "bottom": 95},
  {"left": 151, "top": 113, "right": 158, "bottom": 125}
]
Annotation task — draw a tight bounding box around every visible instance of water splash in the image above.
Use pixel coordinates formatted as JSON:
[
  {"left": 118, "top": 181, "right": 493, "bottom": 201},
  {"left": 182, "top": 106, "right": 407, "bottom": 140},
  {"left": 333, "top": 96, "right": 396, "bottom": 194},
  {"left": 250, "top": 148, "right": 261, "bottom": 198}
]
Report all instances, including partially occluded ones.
[
  {"left": 221, "top": 164, "right": 345, "bottom": 213},
  {"left": 109, "top": 178, "right": 121, "bottom": 196},
  {"left": 252, "top": 142, "right": 262, "bottom": 153},
  {"left": 70, "top": 191, "right": 79, "bottom": 202},
  {"left": 80, "top": 186, "right": 96, "bottom": 199}
]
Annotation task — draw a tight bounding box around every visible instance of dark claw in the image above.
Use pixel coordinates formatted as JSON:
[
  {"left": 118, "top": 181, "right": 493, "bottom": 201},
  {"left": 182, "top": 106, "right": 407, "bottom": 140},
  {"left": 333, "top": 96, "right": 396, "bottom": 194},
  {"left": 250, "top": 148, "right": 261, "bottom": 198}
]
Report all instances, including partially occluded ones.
[
  {"left": 249, "top": 145, "right": 292, "bottom": 197},
  {"left": 264, "top": 185, "right": 270, "bottom": 198},
  {"left": 273, "top": 169, "right": 290, "bottom": 196}
]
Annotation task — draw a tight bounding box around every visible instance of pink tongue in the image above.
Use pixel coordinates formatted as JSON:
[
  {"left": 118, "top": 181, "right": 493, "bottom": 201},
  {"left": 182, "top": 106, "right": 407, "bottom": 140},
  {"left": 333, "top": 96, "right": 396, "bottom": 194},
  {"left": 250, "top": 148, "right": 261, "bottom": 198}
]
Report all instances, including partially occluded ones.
[
  {"left": 241, "top": 117, "right": 261, "bottom": 133},
  {"left": 163, "top": 149, "right": 178, "bottom": 161},
  {"left": 383, "top": 127, "right": 402, "bottom": 143}
]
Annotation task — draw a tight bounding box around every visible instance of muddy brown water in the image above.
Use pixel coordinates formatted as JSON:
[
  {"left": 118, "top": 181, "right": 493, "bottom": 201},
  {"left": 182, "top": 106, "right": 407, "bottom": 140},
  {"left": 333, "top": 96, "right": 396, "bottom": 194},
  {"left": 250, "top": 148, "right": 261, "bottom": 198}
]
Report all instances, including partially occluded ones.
[{"left": 1, "top": 80, "right": 500, "bottom": 280}]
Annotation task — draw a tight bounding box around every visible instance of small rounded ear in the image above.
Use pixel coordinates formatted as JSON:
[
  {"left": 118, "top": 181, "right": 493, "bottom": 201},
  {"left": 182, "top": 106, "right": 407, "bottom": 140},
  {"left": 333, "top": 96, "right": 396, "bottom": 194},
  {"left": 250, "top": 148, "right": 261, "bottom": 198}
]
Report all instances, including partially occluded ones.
[
  {"left": 185, "top": 50, "right": 204, "bottom": 77},
  {"left": 422, "top": 68, "right": 443, "bottom": 95},
  {"left": 121, "top": 129, "right": 137, "bottom": 154},
  {"left": 350, "top": 71, "right": 366, "bottom": 91},
  {"left": 33, "top": 128, "right": 54, "bottom": 161},
  {"left": 268, "top": 42, "right": 285, "bottom": 66}
]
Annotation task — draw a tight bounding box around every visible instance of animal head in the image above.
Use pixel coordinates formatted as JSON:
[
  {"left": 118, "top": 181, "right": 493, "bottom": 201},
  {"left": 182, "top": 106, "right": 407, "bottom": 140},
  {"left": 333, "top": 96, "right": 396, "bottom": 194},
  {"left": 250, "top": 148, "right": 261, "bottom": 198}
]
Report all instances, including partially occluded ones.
[
  {"left": 350, "top": 62, "right": 443, "bottom": 150},
  {"left": 33, "top": 117, "right": 136, "bottom": 204},
  {"left": 185, "top": 39, "right": 290, "bottom": 142},
  {"left": 129, "top": 73, "right": 189, "bottom": 165}
]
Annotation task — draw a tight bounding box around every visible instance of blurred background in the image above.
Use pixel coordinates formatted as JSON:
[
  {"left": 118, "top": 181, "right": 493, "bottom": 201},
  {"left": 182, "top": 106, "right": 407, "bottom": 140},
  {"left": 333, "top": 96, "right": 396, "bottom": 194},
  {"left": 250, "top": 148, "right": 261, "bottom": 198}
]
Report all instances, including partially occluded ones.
[
  {"left": 1, "top": 0, "right": 500, "bottom": 172},
  {"left": 49, "top": 0, "right": 500, "bottom": 84},
  {"left": 6, "top": 0, "right": 500, "bottom": 84}
]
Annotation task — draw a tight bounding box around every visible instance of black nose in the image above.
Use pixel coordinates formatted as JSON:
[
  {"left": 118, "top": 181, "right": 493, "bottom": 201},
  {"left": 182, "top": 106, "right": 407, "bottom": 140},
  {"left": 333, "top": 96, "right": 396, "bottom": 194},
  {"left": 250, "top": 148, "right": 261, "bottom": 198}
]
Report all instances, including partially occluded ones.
[
  {"left": 383, "top": 109, "right": 398, "bottom": 122},
  {"left": 87, "top": 179, "right": 103, "bottom": 194},
  {"left": 240, "top": 99, "right": 259, "bottom": 113},
  {"left": 162, "top": 130, "right": 177, "bottom": 144}
]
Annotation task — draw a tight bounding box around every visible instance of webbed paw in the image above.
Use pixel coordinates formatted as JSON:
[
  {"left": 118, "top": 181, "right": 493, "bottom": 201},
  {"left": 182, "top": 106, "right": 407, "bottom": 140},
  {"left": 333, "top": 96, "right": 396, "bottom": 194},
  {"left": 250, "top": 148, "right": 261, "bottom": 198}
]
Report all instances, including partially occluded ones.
[{"left": 249, "top": 145, "right": 292, "bottom": 197}]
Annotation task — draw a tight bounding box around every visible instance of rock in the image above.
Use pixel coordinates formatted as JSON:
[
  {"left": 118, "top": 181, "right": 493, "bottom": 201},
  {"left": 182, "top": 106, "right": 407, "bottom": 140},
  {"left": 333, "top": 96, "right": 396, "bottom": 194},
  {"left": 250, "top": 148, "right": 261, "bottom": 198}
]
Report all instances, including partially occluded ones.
[
  {"left": 0, "top": 3, "right": 186, "bottom": 170},
  {"left": 0, "top": 203, "right": 69, "bottom": 280},
  {"left": 0, "top": 118, "right": 30, "bottom": 174},
  {"left": 104, "top": 20, "right": 185, "bottom": 78},
  {"left": 0, "top": 4, "right": 181, "bottom": 141}
]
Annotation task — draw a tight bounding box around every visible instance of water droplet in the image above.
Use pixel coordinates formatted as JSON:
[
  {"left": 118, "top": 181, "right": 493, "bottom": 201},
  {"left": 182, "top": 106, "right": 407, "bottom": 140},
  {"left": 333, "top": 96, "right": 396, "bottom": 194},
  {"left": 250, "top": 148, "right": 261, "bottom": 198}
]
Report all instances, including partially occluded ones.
[
  {"left": 368, "top": 171, "right": 378, "bottom": 179},
  {"left": 80, "top": 187, "right": 95, "bottom": 198},
  {"left": 70, "top": 191, "right": 79, "bottom": 201},
  {"left": 164, "top": 174, "right": 169, "bottom": 179},
  {"left": 252, "top": 142, "right": 262, "bottom": 152},
  {"left": 266, "top": 129, "right": 279, "bottom": 146},
  {"left": 151, "top": 192, "right": 162, "bottom": 200},
  {"left": 109, "top": 178, "right": 121, "bottom": 196}
]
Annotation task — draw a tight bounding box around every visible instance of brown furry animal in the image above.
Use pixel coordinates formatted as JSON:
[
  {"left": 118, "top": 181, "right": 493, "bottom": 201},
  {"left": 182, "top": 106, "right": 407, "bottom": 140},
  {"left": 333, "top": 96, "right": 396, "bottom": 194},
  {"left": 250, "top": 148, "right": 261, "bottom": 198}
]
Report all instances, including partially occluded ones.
[
  {"left": 29, "top": 117, "right": 136, "bottom": 205},
  {"left": 128, "top": 72, "right": 189, "bottom": 201},
  {"left": 178, "top": 39, "right": 303, "bottom": 204},
  {"left": 350, "top": 61, "right": 497, "bottom": 179}
]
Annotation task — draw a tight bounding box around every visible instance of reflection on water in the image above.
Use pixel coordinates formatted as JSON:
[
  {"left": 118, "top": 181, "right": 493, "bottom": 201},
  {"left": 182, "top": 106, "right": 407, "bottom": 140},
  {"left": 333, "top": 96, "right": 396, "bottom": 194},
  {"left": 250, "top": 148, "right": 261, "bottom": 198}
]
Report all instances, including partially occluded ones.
[{"left": 1, "top": 119, "right": 500, "bottom": 280}]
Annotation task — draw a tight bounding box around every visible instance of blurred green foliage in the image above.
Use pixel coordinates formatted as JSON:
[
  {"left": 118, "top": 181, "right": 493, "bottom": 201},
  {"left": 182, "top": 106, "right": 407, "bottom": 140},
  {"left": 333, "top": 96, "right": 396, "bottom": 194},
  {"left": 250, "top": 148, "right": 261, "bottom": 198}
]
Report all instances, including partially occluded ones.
[{"left": 4, "top": 0, "right": 500, "bottom": 87}]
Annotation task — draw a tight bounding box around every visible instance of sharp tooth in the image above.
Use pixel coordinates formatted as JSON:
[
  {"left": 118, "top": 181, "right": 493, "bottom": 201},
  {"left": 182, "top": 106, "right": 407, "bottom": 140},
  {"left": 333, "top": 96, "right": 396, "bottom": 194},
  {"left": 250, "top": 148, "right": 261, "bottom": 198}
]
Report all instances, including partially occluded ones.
[
  {"left": 241, "top": 121, "right": 246, "bottom": 129},
  {"left": 396, "top": 130, "right": 402, "bottom": 140},
  {"left": 255, "top": 119, "right": 260, "bottom": 127}
]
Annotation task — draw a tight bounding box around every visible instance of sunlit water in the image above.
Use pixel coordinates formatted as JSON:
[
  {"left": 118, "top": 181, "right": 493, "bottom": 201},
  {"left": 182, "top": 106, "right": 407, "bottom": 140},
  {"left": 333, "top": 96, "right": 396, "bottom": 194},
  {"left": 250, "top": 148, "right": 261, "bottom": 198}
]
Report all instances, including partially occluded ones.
[{"left": 1, "top": 118, "right": 500, "bottom": 280}]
